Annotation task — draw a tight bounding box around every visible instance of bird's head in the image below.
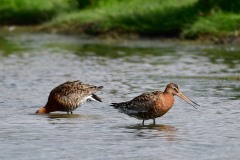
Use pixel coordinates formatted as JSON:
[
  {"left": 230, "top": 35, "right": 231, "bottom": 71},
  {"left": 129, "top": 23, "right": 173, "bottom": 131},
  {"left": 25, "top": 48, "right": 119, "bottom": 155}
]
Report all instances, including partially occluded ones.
[{"left": 164, "top": 83, "right": 199, "bottom": 109}]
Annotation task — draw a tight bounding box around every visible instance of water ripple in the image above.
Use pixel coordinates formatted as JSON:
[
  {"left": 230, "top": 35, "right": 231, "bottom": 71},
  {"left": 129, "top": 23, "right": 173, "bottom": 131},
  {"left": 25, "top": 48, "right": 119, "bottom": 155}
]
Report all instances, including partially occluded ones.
[{"left": 0, "top": 34, "right": 239, "bottom": 160}]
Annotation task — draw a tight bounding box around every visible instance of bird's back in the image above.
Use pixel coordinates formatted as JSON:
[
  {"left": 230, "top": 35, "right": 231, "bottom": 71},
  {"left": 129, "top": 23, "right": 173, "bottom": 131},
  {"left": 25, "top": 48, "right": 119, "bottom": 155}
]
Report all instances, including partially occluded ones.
[
  {"left": 50, "top": 80, "right": 102, "bottom": 97},
  {"left": 47, "top": 80, "right": 103, "bottom": 112},
  {"left": 111, "top": 91, "right": 172, "bottom": 120}
]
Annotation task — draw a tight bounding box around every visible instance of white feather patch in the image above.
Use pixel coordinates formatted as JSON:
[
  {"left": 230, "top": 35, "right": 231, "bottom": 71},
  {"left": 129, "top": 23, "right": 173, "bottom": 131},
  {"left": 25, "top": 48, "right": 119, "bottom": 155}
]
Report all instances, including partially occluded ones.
[{"left": 81, "top": 95, "right": 96, "bottom": 103}]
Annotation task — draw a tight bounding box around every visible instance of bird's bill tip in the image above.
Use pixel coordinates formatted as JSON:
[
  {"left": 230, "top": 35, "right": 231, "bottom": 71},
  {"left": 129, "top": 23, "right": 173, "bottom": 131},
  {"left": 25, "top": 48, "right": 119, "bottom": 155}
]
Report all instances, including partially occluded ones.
[{"left": 176, "top": 91, "right": 199, "bottom": 109}]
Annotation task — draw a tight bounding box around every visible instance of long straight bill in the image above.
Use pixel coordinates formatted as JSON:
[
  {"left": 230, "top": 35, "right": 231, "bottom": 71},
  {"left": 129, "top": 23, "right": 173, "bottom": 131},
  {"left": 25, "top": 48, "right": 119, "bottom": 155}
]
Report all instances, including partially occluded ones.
[{"left": 176, "top": 91, "right": 199, "bottom": 109}]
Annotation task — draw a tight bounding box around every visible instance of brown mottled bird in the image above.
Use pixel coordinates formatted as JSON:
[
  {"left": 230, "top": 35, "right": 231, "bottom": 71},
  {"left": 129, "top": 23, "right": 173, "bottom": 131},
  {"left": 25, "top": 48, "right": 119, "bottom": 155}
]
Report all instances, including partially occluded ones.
[
  {"left": 111, "top": 83, "right": 199, "bottom": 125},
  {"left": 36, "top": 80, "right": 103, "bottom": 114}
]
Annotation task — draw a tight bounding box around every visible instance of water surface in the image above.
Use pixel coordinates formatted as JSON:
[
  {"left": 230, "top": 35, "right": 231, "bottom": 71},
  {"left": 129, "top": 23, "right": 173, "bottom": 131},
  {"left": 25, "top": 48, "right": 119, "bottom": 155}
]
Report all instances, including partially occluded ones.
[{"left": 0, "top": 33, "right": 239, "bottom": 160}]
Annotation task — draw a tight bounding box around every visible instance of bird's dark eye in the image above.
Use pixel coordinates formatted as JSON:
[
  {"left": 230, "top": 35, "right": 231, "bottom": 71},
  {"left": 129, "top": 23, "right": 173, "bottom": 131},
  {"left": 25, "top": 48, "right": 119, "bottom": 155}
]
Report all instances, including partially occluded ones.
[{"left": 173, "top": 88, "right": 178, "bottom": 92}]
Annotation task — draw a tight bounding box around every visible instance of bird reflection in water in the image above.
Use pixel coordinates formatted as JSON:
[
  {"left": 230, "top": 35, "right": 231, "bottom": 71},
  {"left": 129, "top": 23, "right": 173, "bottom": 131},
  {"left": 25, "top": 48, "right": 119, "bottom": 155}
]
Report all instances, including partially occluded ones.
[
  {"left": 126, "top": 124, "right": 177, "bottom": 141},
  {"left": 47, "top": 113, "right": 84, "bottom": 119},
  {"left": 44, "top": 113, "right": 102, "bottom": 125}
]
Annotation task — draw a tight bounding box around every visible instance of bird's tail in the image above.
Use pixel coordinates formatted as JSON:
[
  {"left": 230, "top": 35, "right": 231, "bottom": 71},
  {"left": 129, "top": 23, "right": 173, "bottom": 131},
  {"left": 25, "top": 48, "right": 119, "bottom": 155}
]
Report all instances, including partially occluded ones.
[
  {"left": 92, "top": 94, "right": 102, "bottom": 102},
  {"left": 97, "top": 86, "right": 103, "bottom": 90},
  {"left": 110, "top": 103, "right": 121, "bottom": 109}
]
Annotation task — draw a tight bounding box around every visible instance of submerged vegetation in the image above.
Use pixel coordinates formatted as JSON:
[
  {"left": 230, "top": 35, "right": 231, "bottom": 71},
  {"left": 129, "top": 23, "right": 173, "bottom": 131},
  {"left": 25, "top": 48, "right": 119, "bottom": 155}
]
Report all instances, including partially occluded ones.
[
  {"left": 1, "top": 0, "right": 240, "bottom": 39},
  {"left": 0, "top": 37, "right": 26, "bottom": 55}
]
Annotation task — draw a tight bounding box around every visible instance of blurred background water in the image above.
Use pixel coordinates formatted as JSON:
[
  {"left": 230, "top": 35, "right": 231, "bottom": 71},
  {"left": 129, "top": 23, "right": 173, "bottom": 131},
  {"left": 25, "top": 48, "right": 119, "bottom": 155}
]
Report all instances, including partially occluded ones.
[{"left": 0, "top": 33, "right": 239, "bottom": 160}]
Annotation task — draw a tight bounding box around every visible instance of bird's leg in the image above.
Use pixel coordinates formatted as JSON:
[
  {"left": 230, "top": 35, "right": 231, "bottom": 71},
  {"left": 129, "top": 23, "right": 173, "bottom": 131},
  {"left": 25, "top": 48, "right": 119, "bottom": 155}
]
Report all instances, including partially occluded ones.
[
  {"left": 142, "top": 120, "right": 145, "bottom": 126},
  {"left": 71, "top": 111, "right": 73, "bottom": 114},
  {"left": 153, "top": 118, "right": 156, "bottom": 125}
]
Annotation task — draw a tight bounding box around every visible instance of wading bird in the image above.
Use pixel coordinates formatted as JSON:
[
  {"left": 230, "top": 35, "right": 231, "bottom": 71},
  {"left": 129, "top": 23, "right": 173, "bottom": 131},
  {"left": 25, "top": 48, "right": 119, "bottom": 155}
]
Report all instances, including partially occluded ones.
[
  {"left": 111, "top": 83, "right": 199, "bottom": 125},
  {"left": 36, "top": 80, "right": 103, "bottom": 114}
]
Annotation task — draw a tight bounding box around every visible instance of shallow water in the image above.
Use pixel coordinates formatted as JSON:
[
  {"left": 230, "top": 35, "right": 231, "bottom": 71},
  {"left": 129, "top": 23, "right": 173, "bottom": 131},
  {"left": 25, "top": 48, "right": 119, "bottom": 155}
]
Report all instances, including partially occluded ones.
[{"left": 0, "top": 33, "right": 239, "bottom": 160}]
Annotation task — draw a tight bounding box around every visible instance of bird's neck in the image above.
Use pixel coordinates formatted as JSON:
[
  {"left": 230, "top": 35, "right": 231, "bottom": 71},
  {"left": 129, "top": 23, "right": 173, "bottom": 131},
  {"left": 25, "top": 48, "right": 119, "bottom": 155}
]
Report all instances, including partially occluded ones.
[
  {"left": 162, "top": 92, "right": 174, "bottom": 109},
  {"left": 36, "top": 107, "right": 48, "bottom": 114},
  {"left": 36, "top": 103, "right": 56, "bottom": 114}
]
